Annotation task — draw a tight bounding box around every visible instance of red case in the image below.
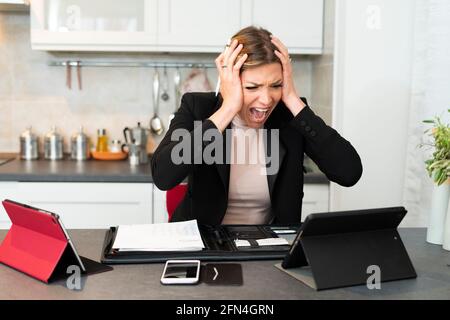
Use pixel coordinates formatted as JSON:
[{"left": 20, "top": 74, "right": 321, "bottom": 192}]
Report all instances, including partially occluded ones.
[{"left": 0, "top": 200, "right": 70, "bottom": 283}]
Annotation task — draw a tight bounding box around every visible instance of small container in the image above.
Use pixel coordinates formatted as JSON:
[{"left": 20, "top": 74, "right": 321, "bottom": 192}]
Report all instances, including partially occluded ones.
[
  {"left": 71, "top": 126, "right": 91, "bottom": 160},
  {"left": 96, "top": 129, "right": 109, "bottom": 152},
  {"left": 109, "top": 139, "right": 123, "bottom": 153},
  {"left": 20, "top": 126, "right": 39, "bottom": 160},
  {"left": 44, "top": 126, "right": 64, "bottom": 160}
]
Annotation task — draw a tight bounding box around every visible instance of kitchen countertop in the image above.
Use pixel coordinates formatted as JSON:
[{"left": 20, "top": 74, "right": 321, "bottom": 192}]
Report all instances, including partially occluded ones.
[
  {"left": 0, "top": 228, "right": 448, "bottom": 299},
  {"left": 0, "top": 153, "right": 329, "bottom": 184}
]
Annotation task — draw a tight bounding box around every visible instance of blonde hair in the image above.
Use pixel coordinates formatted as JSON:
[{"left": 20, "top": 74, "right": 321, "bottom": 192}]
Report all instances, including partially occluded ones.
[{"left": 231, "top": 26, "right": 280, "bottom": 72}]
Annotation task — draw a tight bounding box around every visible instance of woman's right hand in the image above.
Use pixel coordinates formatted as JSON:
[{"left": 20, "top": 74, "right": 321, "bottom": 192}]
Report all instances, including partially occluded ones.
[{"left": 215, "top": 39, "right": 248, "bottom": 114}]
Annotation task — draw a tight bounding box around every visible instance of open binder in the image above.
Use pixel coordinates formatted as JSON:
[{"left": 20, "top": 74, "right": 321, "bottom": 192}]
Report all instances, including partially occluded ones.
[
  {"left": 0, "top": 199, "right": 112, "bottom": 283},
  {"left": 276, "top": 207, "right": 417, "bottom": 290},
  {"left": 101, "top": 224, "right": 299, "bottom": 264}
]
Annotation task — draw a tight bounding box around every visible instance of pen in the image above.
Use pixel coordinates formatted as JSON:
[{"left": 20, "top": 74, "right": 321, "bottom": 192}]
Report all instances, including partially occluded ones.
[{"left": 215, "top": 39, "right": 231, "bottom": 97}]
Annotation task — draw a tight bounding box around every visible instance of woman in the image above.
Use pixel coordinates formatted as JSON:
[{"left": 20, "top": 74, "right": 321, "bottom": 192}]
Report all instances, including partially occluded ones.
[{"left": 151, "top": 26, "right": 363, "bottom": 225}]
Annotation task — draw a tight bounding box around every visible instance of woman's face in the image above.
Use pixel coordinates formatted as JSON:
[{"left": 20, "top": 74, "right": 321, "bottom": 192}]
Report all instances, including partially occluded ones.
[{"left": 239, "top": 63, "right": 283, "bottom": 128}]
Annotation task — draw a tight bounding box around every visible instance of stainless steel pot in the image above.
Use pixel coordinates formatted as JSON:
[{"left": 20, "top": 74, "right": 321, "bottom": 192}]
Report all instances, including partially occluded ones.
[
  {"left": 20, "top": 126, "right": 39, "bottom": 160},
  {"left": 71, "top": 126, "right": 90, "bottom": 160},
  {"left": 44, "top": 126, "right": 64, "bottom": 160}
]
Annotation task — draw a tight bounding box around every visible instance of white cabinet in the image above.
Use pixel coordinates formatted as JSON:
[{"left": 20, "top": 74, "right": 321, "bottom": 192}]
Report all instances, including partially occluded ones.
[
  {"left": 302, "top": 184, "right": 329, "bottom": 221},
  {"left": 31, "top": 0, "right": 158, "bottom": 51},
  {"left": 153, "top": 185, "right": 168, "bottom": 223},
  {"left": 0, "top": 182, "right": 153, "bottom": 229},
  {"left": 152, "top": 183, "right": 329, "bottom": 223},
  {"left": 0, "top": 181, "right": 328, "bottom": 228},
  {"left": 30, "top": 0, "right": 323, "bottom": 54},
  {"left": 243, "top": 0, "right": 324, "bottom": 54},
  {"left": 157, "top": 0, "right": 242, "bottom": 52}
]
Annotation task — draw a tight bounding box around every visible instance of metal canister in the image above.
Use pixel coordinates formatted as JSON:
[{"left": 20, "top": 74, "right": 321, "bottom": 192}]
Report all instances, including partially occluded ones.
[
  {"left": 71, "top": 126, "right": 90, "bottom": 160},
  {"left": 20, "top": 126, "right": 39, "bottom": 160},
  {"left": 44, "top": 126, "right": 64, "bottom": 160}
]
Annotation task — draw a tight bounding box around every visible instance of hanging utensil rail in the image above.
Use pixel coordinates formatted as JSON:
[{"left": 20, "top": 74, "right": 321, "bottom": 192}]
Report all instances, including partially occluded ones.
[{"left": 48, "top": 60, "right": 216, "bottom": 68}]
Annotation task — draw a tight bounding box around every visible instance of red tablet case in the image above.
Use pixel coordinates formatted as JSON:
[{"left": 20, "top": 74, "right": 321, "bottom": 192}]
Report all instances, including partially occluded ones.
[{"left": 0, "top": 200, "right": 76, "bottom": 283}]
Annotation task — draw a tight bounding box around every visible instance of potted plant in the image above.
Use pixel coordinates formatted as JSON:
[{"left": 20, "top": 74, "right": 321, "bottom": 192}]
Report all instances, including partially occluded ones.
[{"left": 421, "top": 109, "right": 450, "bottom": 246}]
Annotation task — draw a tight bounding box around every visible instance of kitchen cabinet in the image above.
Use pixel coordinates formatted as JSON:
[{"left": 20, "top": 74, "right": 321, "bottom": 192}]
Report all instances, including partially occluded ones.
[
  {"left": 156, "top": 0, "right": 242, "bottom": 52},
  {"left": 30, "top": 0, "right": 323, "bottom": 53},
  {"left": 152, "top": 183, "right": 329, "bottom": 223},
  {"left": 30, "top": 0, "right": 158, "bottom": 51},
  {"left": 0, "top": 182, "right": 153, "bottom": 229},
  {"left": 153, "top": 185, "right": 169, "bottom": 223},
  {"left": 0, "top": 181, "right": 328, "bottom": 228},
  {"left": 302, "top": 184, "right": 329, "bottom": 221},
  {"left": 242, "top": 0, "right": 324, "bottom": 54}
]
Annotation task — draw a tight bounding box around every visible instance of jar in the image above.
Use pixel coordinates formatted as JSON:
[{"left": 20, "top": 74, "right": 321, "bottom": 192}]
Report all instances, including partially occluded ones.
[{"left": 96, "top": 129, "right": 109, "bottom": 152}]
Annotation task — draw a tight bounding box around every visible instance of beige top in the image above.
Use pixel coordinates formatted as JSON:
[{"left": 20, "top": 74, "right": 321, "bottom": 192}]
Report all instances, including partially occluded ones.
[{"left": 221, "top": 115, "right": 272, "bottom": 224}]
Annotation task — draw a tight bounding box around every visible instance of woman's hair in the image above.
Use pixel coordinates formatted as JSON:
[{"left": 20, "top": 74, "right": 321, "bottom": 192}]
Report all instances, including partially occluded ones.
[{"left": 231, "top": 26, "right": 280, "bottom": 73}]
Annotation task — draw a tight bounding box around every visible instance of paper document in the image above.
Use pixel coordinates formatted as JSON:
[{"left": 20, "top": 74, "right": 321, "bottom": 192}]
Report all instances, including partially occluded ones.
[
  {"left": 112, "top": 220, "right": 205, "bottom": 252},
  {"left": 234, "top": 238, "right": 289, "bottom": 247}
]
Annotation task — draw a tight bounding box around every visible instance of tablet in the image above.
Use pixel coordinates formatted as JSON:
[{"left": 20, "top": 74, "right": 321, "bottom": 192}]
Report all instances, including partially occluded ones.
[
  {"left": 281, "top": 206, "right": 407, "bottom": 269},
  {"left": 2, "top": 199, "right": 86, "bottom": 272}
]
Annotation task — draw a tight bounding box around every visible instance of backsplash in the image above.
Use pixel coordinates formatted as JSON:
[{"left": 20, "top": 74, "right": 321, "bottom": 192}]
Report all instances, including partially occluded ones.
[{"left": 0, "top": 12, "right": 330, "bottom": 153}]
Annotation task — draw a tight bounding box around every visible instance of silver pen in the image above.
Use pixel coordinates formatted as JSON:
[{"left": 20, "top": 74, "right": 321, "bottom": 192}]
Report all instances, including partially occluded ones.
[{"left": 215, "top": 39, "right": 231, "bottom": 96}]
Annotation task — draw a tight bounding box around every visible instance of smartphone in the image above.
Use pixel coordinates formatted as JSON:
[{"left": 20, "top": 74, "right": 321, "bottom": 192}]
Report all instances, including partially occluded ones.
[{"left": 160, "top": 260, "right": 201, "bottom": 285}]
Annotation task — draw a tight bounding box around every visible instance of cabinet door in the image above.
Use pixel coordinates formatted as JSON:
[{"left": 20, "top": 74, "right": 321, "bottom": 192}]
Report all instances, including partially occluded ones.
[
  {"left": 0, "top": 182, "right": 20, "bottom": 228},
  {"left": 302, "top": 184, "right": 329, "bottom": 221},
  {"left": 243, "top": 0, "right": 323, "bottom": 54},
  {"left": 31, "top": 0, "right": 158, "bottom": 51},
  {"left": 157, "top": 0, "right": 243, "bottom": 52},
  {"left": 0, "top": 182, "right": 153, "bottom": 229},
  {"left": 152, "top": 185, "right": 169, "bottom": 223}
]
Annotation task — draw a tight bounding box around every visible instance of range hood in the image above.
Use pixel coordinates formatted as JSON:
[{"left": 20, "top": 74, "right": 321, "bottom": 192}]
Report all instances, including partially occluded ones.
[{"left": 0, "top": 0, "right": 29, "bottom": 12}]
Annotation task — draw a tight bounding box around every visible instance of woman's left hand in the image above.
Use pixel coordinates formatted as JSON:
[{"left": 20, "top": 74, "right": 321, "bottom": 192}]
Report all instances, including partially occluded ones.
[{"left": 271, "top": 36, "right": 306, "bottom": 116}]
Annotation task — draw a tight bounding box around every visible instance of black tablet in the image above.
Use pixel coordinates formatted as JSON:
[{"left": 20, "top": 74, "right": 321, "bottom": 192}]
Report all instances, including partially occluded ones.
[{"left": 281, "top": 207, "right": 407, "bottom": 269}]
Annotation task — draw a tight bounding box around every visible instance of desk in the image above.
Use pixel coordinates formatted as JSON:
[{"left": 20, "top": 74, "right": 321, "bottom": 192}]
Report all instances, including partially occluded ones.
[{"left": 0, "top": 228, "right": 449, "bottom": 300}]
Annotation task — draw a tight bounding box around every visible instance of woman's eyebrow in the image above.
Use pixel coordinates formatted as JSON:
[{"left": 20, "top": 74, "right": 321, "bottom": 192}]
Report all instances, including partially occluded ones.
[{"left": 245, "top": 80, "right": 283, "bottom": 86}]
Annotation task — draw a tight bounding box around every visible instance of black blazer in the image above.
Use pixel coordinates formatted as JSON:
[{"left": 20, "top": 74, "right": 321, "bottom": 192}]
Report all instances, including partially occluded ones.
[{"left": 151, "top": 92, "right": 363, "bottom": 225}]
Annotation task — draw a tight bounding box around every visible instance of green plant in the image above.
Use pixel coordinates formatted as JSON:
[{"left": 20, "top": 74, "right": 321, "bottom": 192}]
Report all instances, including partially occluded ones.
[{"left": 420, "top": 109, "right": 450, "bottom": 186}]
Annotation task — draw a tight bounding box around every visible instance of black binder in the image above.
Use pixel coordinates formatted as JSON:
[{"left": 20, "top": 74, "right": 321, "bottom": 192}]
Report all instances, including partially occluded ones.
[
  {"left": 101, "top": 224, "right": 299, "bottom": 264},
  {"left": 276, "top": 207, "right": 417, "bottom": 290}
]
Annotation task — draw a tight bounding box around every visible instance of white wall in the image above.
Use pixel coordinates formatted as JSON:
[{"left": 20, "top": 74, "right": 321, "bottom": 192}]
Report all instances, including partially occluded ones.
[{"left": 330, "top": 0, "right": 417, "bottom": 224}]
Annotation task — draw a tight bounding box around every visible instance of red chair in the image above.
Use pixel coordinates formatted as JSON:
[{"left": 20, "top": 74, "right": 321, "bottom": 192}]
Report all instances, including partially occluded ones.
[{"left": 166, "top": 183, "right": 188, "bottom": 221}]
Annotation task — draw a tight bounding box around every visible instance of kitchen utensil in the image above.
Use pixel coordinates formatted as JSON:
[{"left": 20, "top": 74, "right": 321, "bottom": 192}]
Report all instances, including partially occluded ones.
[
  {"left": 109, "top": 139, "right": 123, "bottom": 153},
  {"left": 161, "top": 65, "right": 170, "bottom": 101},
  {"left": 20, "top": 126, "right": 39, "bottom": 160},
  {"left": 70, "top": 126, "right": 90, "bottom": 160},
  {"left": 123, "top": 122, "right": 148, "bottom": 146},
  {"left": 76, "top": 61, "right": 82, "bottom": 90},
  {"left": 96, "top": 129, "right": 109, "bottom": 152},
  {"left": 122, "top": 142, "right": 143, "bottom": 166},
  {"left": 123, "top": 122, "right": 149, "bottom": 164},
  {"left": 44, "top": 126, "right": 64, "bottom": 160},
  {"left": 150, "top": 69, "right": 164, "bottom": 136},
  {"left": 66, "top": 61, "right": 71, "bottom": 89},
  {"left": 168, "top": 67, "right": 181, "bottom": 126}
]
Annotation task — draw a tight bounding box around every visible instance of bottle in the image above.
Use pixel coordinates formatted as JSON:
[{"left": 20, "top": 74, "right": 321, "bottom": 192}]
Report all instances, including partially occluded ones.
[{"left": 96, "top": 129, "right": 109, "bottom": 152}]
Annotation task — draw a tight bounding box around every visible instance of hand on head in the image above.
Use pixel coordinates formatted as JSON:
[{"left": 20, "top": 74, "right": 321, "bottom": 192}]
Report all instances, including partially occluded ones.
[
  {"left": 270, "top": 35, "right": 302, "bottom": 110},
  {"left": 215, "top": 39, "right": 248, "bottom": 114}
]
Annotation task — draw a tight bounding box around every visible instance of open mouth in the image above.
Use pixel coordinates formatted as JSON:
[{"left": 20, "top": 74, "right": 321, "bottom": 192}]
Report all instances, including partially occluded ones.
[{"left": 249, "top": 107, "right": 270, "bottom": 122}]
